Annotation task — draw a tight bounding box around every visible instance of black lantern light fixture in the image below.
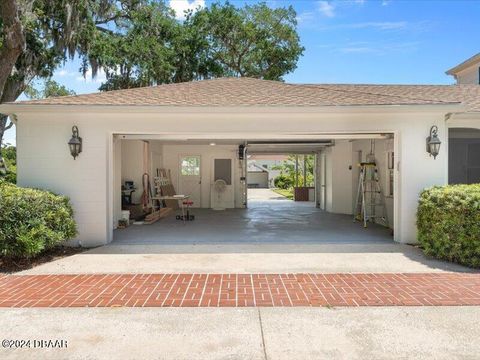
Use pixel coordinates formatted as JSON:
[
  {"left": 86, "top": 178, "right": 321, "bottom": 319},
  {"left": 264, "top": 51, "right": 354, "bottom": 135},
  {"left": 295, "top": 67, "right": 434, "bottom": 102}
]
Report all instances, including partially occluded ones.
[
  {"left": 68, "top": 125, "right": 82, "bottom": 160},
  {"left": 426, "top": 125, "right": 441, "bottom": 159}
]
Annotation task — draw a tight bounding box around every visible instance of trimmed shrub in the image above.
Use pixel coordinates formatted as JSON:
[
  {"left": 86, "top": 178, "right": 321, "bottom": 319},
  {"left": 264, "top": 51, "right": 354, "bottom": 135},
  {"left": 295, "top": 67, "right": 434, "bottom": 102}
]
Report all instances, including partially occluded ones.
[
  {"left": 0, "top": 181, "right": 77, "bottom": 259},
  {"left": 1, "top": 146, "right": 17, "bottom": 184},
  {"left": 417, "top": 184, "right": 480, "bottom": 268},
  {"left": 274, "top": 174, "right": 293, "bottom": 190}
]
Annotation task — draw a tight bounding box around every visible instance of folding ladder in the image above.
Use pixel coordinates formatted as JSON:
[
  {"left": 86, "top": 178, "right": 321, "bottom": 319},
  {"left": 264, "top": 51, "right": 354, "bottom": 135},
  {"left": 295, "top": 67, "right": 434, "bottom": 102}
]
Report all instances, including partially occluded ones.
[{"left": 353, "top": 162, "right": 389, "bottom": 228}]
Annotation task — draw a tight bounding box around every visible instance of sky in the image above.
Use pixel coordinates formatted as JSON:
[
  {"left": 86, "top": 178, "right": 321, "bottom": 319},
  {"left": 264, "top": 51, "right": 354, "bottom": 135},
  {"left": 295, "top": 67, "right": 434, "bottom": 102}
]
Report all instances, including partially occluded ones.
[{"left": 3, "top": 0, "right": 480, "bottom": 144}]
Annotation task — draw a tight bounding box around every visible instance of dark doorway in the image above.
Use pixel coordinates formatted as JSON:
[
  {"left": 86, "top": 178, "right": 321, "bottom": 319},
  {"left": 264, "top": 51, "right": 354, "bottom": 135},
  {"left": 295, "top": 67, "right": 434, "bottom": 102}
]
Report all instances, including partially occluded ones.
[{"left": 449, "top": 128, "right": 480, "bottom": 184}]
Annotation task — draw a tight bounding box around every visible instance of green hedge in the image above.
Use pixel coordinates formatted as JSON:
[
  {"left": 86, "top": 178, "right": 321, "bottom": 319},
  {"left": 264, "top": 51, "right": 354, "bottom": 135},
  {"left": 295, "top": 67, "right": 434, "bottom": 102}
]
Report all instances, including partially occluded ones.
[
  {"left": 0, "top": 181, "right": 77, "bottom": 259},
  {"left": 417, "top": 184, "right": 480, "bottom": 268}
]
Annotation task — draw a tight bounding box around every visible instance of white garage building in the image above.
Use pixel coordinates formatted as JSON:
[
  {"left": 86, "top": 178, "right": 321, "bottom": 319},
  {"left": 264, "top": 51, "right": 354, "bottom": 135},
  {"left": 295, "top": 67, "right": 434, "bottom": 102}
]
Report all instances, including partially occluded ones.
[{"left": 1, "top": 74, "right": 479, "bottom": 247}]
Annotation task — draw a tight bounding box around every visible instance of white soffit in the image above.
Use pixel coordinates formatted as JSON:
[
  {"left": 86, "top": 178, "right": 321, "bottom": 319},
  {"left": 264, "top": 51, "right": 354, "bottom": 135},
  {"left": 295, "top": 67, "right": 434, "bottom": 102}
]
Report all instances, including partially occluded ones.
[{"left": 117, "top": 132, "right": 391, "bottom": 141}]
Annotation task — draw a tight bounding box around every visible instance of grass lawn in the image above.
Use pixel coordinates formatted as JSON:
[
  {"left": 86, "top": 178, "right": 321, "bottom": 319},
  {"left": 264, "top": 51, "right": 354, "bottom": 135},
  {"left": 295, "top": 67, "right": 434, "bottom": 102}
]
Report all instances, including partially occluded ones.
[{"left": 273, "top": 188, "right": 294, "bottom": 200}]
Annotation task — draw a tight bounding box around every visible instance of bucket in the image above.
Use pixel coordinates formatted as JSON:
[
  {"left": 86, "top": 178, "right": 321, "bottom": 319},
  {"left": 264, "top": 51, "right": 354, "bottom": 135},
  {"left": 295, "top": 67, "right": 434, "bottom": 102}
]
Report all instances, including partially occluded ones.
[{"left": 121, "top": 210, "right": 130, "bottom": 221}]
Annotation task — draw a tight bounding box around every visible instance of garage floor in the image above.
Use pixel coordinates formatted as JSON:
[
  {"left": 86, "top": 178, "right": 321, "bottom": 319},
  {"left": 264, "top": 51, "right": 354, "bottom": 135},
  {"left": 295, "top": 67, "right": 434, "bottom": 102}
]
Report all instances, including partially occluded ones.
[
  {"left": 114, "top": 195, "right": 391, "bottom": 247},
  {"left": 19, "top": 192, "right": 473, "bottom": 274}
]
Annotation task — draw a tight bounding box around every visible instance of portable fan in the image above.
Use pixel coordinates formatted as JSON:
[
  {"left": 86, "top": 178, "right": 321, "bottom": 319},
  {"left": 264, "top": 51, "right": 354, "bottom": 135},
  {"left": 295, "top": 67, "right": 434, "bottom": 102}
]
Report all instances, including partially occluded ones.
[{"left": 212, "top": 179, "right": 227, "bottom": 210}]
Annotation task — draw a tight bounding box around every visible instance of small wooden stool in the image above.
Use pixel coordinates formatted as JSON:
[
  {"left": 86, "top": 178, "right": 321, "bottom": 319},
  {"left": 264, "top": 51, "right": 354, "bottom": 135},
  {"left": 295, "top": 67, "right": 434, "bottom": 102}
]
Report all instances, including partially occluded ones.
[{"left": 176, "top": 200, "right": 195, "bottom": 221}]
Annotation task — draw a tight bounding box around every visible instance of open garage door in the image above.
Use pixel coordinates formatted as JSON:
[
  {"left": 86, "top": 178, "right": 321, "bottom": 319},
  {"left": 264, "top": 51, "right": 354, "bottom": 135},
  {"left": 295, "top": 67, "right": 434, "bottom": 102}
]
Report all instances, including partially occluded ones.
[
  {"left": 112, "top": 132, "right": 395, "bottom": 247},
  {"left": 245, "top": 141, "right": 333, "bottom": 208}
]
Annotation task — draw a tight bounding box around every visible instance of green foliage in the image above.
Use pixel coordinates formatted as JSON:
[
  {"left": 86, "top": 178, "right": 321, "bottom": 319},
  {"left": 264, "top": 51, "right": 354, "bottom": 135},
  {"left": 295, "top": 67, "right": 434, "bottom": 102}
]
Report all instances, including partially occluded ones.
[
  {"left": 1, "top": 0, "right": 114, "bottom": 102},
  {"left": 417, "top": 184, "right": 480, "bottom": 268},
  {"left": 25, "top": 79, "right": 76, "bottom": 99},
  {"left": 272, "top": 155, "right": 315, "bottom": 189},
  {"left": 1, "top": 145, "right": 16, "bottom": 184},
  {"left": 86, "top": 1, "right": 304, "bottom": 89},
  {"left": 0, "top": 0, "right": 122, "bottom": 153},
  {"left": 193, "top": 2, "right": 304, "bottom": 80},
  {"left": 272, "top": 188, "right": 294, "bottom": 200},
  {"left": 274, "top": 174, "right": 293, "bottom": 190},
  {"left": 88, "top": 1, "right": 183, "bottom": 90},
  {"left": 0, "top": 181, "right": 77, "bottom": 259}
]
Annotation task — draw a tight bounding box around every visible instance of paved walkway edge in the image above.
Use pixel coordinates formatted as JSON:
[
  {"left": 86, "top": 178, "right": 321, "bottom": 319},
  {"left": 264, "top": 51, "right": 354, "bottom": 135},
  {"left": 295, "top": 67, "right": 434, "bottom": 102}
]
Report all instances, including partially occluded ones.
[{"left": 0, "top": 273, "right": 479, "bottom": 307}]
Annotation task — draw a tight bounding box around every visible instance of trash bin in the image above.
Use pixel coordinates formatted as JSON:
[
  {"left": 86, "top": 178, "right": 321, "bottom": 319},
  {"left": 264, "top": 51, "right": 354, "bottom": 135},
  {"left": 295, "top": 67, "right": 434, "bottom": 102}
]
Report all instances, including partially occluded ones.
[
  {"left": 294, "top": 187, "right": 309, "bottom": 201},
  {"left": 121, "top": 210, "right": 130, "bottom": 221}
]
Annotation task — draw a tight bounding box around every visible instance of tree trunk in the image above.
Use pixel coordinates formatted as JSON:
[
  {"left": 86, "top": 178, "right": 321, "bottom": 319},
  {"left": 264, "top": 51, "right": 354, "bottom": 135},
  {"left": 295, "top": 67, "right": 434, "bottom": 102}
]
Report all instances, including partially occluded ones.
[
  {"left": 0, "top": 0, "right": 25, "bottom": 100},
  {"left": 0, "top": 75, "right": 27, "bottom": 157},
  {"left": 0, "top": 114, "right": 8, "bottom": 174},
  {"left": 0, "top": 114, "right": 7, "bottom": 143}
]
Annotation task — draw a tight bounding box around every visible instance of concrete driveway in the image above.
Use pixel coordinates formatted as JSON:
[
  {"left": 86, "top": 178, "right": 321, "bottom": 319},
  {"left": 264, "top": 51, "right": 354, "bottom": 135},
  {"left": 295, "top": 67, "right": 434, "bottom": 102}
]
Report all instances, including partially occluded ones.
[
  {"left": 19, "top": 241, "right": 472, "bottom": 274},
  {"left": 2, "top": 307, "right": 480, "bottom": 360},
  {"left": 248, "top": 188, "right": 290, "bottom": 201},
  {"left": 5, "top": 190, "right": 478, "bottom": 359}
]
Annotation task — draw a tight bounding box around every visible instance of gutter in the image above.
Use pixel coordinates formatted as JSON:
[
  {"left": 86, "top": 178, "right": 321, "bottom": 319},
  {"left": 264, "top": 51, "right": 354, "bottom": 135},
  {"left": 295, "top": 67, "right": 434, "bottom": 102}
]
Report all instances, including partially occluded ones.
[
  {"left": 0, "top": 103, "right": 465, "bottom": 115},
  {"left": 445, "top": 111, "right": 480, "bottom": 121}
]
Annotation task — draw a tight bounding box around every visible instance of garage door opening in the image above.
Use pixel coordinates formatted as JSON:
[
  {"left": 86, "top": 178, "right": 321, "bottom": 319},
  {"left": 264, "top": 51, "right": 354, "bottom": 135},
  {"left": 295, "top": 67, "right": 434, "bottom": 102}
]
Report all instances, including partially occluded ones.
[
  {"left": 247, "top": 153, "right": 315, "bottom": 203},
  {"left": 111, "top": 133, "right": 395, "bottom": 246}
]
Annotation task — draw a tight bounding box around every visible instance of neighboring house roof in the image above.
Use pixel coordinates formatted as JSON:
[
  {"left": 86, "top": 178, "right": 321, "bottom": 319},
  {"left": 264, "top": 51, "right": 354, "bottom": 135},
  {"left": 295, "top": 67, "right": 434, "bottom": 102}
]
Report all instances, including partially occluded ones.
[
  {"left": 7, "top": 77, "right": 479, "bottom": 110},
  {"left": 250, "top": 154, "right": 289, "bottom": 161},
  {"left": 446, "top": 53, "right": 480, "bottom": 75},
  {"left": 247, "top": 162, "right": 268, "bottom": 173}
]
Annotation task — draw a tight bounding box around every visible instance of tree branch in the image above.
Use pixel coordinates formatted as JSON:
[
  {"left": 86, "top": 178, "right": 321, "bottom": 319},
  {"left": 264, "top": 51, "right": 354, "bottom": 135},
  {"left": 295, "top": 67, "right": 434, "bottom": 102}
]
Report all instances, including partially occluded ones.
[
  {"left": 95, "top": 26, "right": 115, "bottom": 35},
  {"left": 4, "top": 121, "right": 14, "bottom": 131},
  {"left": 0, "top": 0, "right": 25, "bottom": 100}
]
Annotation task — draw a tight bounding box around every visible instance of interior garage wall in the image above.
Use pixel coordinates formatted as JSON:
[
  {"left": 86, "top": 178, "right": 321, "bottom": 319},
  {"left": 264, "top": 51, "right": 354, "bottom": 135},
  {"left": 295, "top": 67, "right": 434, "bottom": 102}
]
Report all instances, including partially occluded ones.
[
  {"left": 121, "top": 140, "right": 145, "bottom": 204},
  {"left": 325, "top": 140, "right": 354, "bottom": 214},
  {"left": 351, "top": 139, "right": 394, "bottom": 228},
  {"left": 324, "top": 147, "right": 333, "bottom": 212},
  {"left": 114, "top": 139, "right": 163, "bottom": 227},
  {"left": 113, "top": 137, "right": 122, "bottom": 228},
  {"left": 323, "top": 139, "right": 394, "bottom": 228},
  {"left": 162, "top": 144, "right": 241, "bottom": 208},
  {"left": 149, "top": 141, "right": 163, "bottom": 177}
]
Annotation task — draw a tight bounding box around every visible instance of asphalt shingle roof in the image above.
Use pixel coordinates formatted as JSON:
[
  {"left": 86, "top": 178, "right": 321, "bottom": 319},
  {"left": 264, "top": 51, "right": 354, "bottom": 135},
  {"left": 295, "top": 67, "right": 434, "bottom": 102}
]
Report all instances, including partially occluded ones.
[{"left": 10, "top": 77, "right": 480, "bottom": 111}]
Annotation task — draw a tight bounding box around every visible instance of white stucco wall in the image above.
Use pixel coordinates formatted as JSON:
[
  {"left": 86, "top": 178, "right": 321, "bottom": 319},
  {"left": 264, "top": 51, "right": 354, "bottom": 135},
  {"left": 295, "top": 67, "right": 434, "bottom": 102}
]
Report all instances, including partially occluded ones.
[
  {"left": 247, "top": 172, "right": 268, "bottom": 188},
  {"left": 12, "top": 105, "right": 460, "bottom": 246},
  {"left": 250, "top": 158, "right": 285, "bottom": 187}
]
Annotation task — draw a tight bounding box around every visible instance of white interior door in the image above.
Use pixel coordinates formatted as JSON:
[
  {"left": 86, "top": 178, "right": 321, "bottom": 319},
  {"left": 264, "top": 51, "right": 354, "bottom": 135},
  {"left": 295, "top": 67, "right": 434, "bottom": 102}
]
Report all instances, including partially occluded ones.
[{"left": 179, "top": 155, "right": 201, "bottom": 208}]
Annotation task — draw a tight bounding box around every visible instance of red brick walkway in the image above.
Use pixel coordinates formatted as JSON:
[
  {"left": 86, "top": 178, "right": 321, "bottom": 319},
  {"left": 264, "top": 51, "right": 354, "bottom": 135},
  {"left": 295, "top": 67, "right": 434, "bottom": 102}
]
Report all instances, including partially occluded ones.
[{"left": 0, "top": 273, "right": 479, "bottom": 308}]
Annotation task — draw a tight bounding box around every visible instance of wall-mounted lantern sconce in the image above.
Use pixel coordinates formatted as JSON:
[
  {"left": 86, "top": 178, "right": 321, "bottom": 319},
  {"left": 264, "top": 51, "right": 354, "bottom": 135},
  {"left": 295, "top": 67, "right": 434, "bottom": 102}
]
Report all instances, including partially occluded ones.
[
  {"left": 426, "top": 125, "right": 441, "bottom": 159},
  {"left": 68, "top": 125, "right": 82, "bottom": 160}
]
